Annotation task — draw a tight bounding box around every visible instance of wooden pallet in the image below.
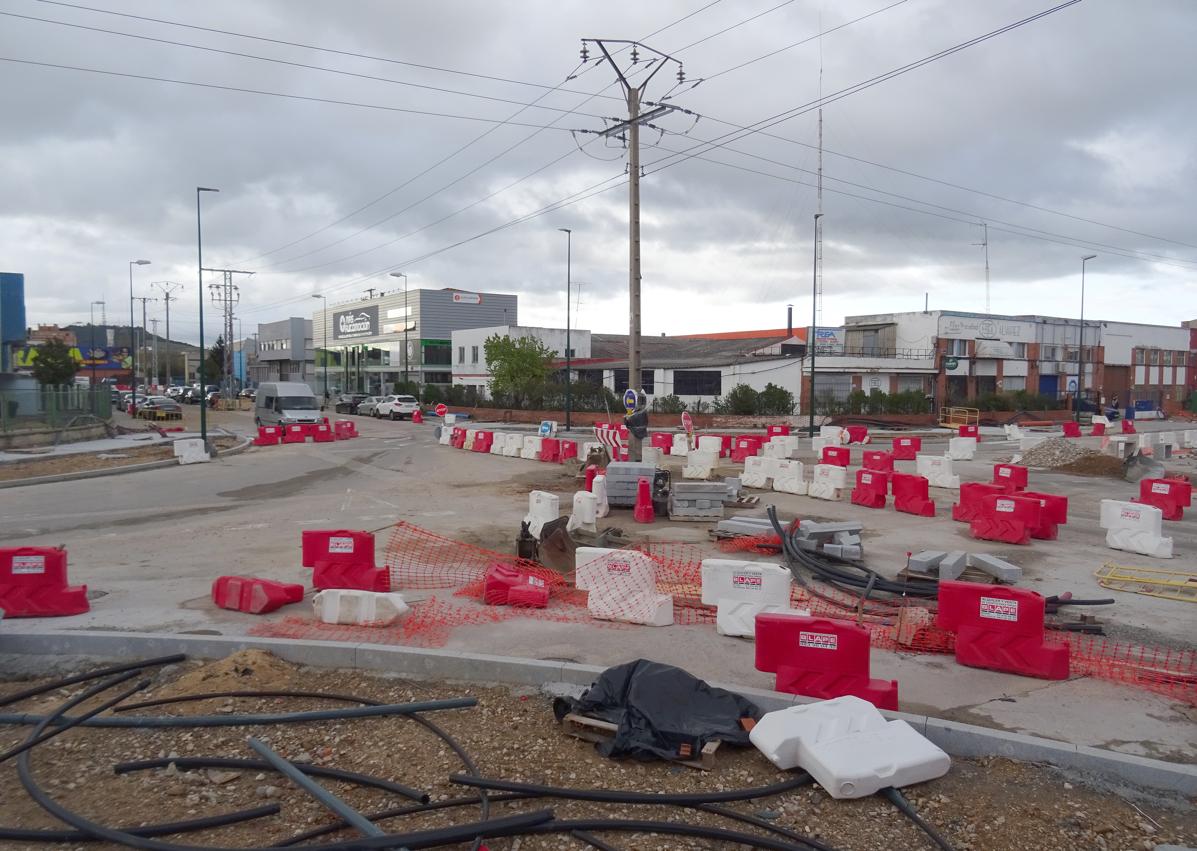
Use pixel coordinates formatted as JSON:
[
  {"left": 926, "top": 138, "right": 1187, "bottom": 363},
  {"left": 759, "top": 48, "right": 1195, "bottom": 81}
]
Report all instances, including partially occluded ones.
[{"left": 561, "top": 713, "right": 720, "bottom": 770}]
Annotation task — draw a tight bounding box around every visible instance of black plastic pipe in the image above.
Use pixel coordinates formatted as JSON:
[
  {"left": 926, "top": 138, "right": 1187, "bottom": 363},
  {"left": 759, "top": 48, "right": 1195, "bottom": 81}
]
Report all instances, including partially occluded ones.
[
  {"left": 882, "top": 787, "right": 957, "bottom": 851},
  {"left": 0, "top": 805, "right": 281, "bottom": 843},
  {"left": 0, "top": 676, "right": 149, "bottom": 764},
  {"left": 0, "top": 653, "right": 186, "bottom": 708},
  {"left": 460, "top": 817, "right": 831, "bottom": 851},
  {"left": 449, "top": 772, "right": 811, "bottom": 805}
]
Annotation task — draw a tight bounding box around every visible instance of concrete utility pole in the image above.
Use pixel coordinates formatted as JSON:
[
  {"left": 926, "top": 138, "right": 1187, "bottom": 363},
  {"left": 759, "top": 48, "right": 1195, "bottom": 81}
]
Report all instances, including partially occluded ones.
[
  {"left": 582, "top": 38, "right": 686, "bottom": 461},
  {"left": 1077, "top": 254, "right": 1097, "bottom": 421},
  {"left": 152, "top": 282, "right": 183, "bottom": 386}
]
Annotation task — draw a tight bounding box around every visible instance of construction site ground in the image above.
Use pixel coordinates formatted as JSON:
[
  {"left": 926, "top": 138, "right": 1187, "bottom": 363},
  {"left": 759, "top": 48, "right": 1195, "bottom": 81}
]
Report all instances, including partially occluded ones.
[
  {"left": 1, "top": 409, "right": 1194, "bottom": 766},
  {"left": 0, "top": 650, "right": 1193, "bottom": 851}
]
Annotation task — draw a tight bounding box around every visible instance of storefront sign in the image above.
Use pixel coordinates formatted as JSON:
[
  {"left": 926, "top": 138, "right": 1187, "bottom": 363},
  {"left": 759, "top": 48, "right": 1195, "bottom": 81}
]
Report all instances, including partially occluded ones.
[{"left": 333, "top": 305, "right": 378, "bottom": 340}]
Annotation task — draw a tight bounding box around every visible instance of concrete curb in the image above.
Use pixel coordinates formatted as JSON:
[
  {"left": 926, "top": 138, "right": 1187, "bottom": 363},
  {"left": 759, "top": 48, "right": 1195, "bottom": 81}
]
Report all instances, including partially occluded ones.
[
  {"left": 1, "top": 629, "right": 1193, "bottom": 797},
  {"left": 0, "top": 436, "right": 252, "bottom": 489}
]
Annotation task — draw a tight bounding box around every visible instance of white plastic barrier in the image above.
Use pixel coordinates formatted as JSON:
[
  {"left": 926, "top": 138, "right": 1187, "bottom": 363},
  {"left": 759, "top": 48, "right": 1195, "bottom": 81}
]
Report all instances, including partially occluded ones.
[
  {"left": 946, "top": 436, "right": 977, "bottom": 461},
  {"left": 772, "top": 460, "right": 807, "bottom": 495},
  {"left": 1183, "top": 430, "right": 1197, "bottom": 449},
  {"left": 1137, "top": 433, "right": 1154, "bottom": 453},
  {"left": 523, "top": 490, "right": 559, "bottom": 537},
  {"left": 1003, "top": 424, "right": 1022, "bottom": 441},
  {"left": 502, "top": 433, "right": 523, "bottom": 457},
  {"left": 682, "top": 449, "right": 717, "bottom": 480},
  {"left": 916, "top": 454, "right": 960, "bottom": 489},
  {"left": 642, "top": 446, "right": 664, "bottom": 466},
  {"left": 463, "top": 429, "right": 478, "bottom": 451},
  {"left": 1100, "top": 500, "right": 1173, "bottom": 559},
  {"left": 750, "top": 696, "right": 950, "bottom": 799},
  {"left": 764, "top": 435, "right": 800, "bottom": 459},
  {"left": 520, "top": 434, "right": 543, "bottom": 460},
  {"left": 591, "top": 474, "right": 610, "bottom": 518},
  {"left": 588, "top": 586, "right": 674, "bottom": 626},
  {"left": 438, "top": 427, "right": 453, "bottom": 446},
  {"left": 567, "top": 491, "right": 598, "bottom": 535},
  {"left": 443, "top": 413, "right": 457, "bottom": 426},
  {"left": 489, "top": 432, "right": 507, "bottom": 455},
  {"left": 575, "top": 546, "right": 673, "bottom": 626},
  {"left": 580, "top": 440, "right": 604, "bottom": 458},
  {"left": 741, "top": 456, "right": 779, "bottom": 489},
  {"left": 697, "top": 435, "right": 723, "bottom": 456},
  {"left": 700, "top": 559, "right": 794, "bottom": 638},
  {"left": 173, "top": 438, "right": 210, "bottom": 465},
  {"left": 811, "top": 436, "right": 830, "bottom": 456},
  {"left": 1159, "top": 431, "right": 1177, "bottom": 447},
  {"left": 808, "top": 464, "right": 847, "bottom": 501},
  {"left": 820, "top": 425, "right": 845, "bottom": 443},
  {"left": 313, "top": 589, "right": 409, "bottom": 626},
  {"left": 671, "top": 433, "right": 690, "bottom": 457}
]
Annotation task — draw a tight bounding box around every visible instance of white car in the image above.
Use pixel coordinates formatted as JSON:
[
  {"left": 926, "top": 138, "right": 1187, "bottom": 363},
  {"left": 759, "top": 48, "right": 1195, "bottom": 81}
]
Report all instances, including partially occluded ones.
[{"left": 376, "top": 394, "right": 420, "bottom": 420}]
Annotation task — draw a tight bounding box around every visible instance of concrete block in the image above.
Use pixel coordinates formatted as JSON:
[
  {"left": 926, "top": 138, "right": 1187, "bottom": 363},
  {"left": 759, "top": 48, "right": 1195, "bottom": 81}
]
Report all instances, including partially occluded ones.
[
  {"left": 641, "top": 446, "right": 664, "bottom": 466},
  {"left": 173, "top": 438, "right": 210, "bottom": 464},
  {"left": 354, "top": 644, "right": 564, "bottom": 685},
  {"left": 908, "top": 551, "right": 947, "bottom": 572},
  {"left": 799, "top": 520, "right": 863, "bottom": 538},
  {"left": 724, "top": 477, "right": 742, "bottom": 499},
  {"left": 947, "top": 436, "right": 977, "bottom": 461},
  {"left": 966, "top": 553, "right": 1022, "bottom": 582},
  {"left": 938, "top": 551, "right": 969, "bottom": 580}
]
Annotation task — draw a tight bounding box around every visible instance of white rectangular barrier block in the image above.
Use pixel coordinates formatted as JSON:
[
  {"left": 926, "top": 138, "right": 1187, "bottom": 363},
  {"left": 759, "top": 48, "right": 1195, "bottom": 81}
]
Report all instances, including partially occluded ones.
[
  {"left": 916, "top": 454, "right": 960, "bottom": 489},
  {"left": 463, "top": 429, "right": 478, "bottom": 451},
  {"left": 592, "top": 474, "right": 609, "bottom": 518},
  {"left": 683, "top": 449, "right": 717, "bottom": 480},
  {"left": 1003, "top": 424, "right": 1022, "bottom": 440},
  {"left": 642, "top": 446, "right": 664, "bottom": 466},
  {"left": 751, "top": 696, "right": 887, "bottom": 771},
  {"left": 715, "top": 601, "right": 802, "bottom": 639},
  {"left": 946, "top": 436, "right": 977, "bottom": 461},
  {"left": 820, "top": 425, "right": 845, "bottom": 441},
  {"left": 1158, "top": 431, "right": 1177, "bottom": 447},
  {"left": 523, "top": 490, "right": 559, "bottom": 538},
  {"left": 741, "top": 455, "right": 773, "bottom": 489},
  {"left": 489, "top": 432, "right": 507, "bottom": 455},
  {"left": 1184, "top": 430, "right": 1197, "bottom": 449},
  {"left": 808, "top": 464, "right": 846, "bottom": 501},
  {"left": 438, "top": 428, "right": 453, "bottom": 446},
  {"left": 587, "top": 587, "right": 673, "bottom": 626},
  {"left": 574, "top": 547, "right": 655, "bottom": 592},
  {"left": 1100, "top": 500, "right": 1172, "bottom": 558},
  {"left": 443, "top": 414, "right": 457, "bottom": 426},
  {"left": 700, "top": 559, "right": 792, "bottom": 606},
  {"left": 1137, "top": 433, "right": 1154, "bottom": 452},
  {"left": 671, "top": 433, "right": 690, "bottom": 457},
  {"left": 762, "top": 441, "right": 787, "bottom": 459},
  {"left": 1092, "top": 414, "right": 1110, "bottom": 427},
  {"left": 503, "top": 433, "right": 523, "bottom": 457},
  {"left": 775, "top": 435, "right": 801, "bottom": 458},
  {"left": 520, "top": 434, "right": 543, "bottom": 460},
  {"left": 772, "top": 460, "right": 808, "bottom": 495},
  {"left": 580, "top": 440, "right": 604, "bottom": 458},
  {"left": 173, "top": 438, "right": 210, "bottom": 464},
  {"left": 567, "top": 491, "right": 598, "bottom": 535},
  {"left": 697, "top": 435, "right": 723, "bottom": 455},
  {"left": 313, "top": 589, "right": 409, "bottom": 626},
  {"left": 811, "top": 436, "right": 830, "bottom": 456}
]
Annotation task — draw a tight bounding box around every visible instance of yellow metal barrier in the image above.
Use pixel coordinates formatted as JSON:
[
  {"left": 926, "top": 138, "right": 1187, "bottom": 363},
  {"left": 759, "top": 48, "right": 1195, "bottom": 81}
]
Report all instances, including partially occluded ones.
[{"left": 938, "top": 406, "right": 980, "bottom": 428}]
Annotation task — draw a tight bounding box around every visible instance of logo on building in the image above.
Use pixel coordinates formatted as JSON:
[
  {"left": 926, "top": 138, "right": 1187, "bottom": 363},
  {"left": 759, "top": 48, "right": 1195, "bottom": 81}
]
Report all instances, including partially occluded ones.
[
  {"left": 332, "top": 305, "right": 378, "bottom": 340},
  {"left": 451, "top": 292, "right": 482, "bottom": 305}
]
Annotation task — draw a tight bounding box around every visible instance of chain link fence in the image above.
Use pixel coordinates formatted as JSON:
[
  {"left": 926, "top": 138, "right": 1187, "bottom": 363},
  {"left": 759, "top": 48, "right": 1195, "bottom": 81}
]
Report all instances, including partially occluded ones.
[{"left": 0, "top": 387, "right": 112, "bottom": 432}]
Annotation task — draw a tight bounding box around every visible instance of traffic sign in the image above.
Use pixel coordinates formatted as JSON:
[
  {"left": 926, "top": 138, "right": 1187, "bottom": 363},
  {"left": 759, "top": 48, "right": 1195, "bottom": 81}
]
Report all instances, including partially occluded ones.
[
  {"left": 435, "top": 403, "right": 448, "bottom": 417},
  {"left": 623, "top": 388, "right": 637, "bottom": 414},
  {"left": 681, "top": 411, "right": 693, "bottom": 434}
]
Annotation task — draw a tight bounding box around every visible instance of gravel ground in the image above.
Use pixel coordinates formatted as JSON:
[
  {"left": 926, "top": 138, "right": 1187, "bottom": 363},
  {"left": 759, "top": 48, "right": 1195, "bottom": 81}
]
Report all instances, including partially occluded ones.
[
  {"left": 1, "top": 651, "right": 1194, "bottom": 851},
  {"left": 0, "top": 437, "right": 239, "bottom": 481}
]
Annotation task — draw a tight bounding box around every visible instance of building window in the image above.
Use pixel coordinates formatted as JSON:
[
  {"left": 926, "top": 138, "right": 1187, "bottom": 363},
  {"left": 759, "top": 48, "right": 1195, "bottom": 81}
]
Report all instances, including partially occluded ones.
[
  {"left": 1133, "top": 348, "right": 1144, "bottom": 364},
  {"left": 1002, "top": 376, "right": 1026, "bottom": 391},
  {"left": 673, "top": 370, "right": 721, "bottom": 396},
  {"left": 1163, "top": 351, "right": 1173, "bottom": 366},
  {"left": 1149, "top": 350, "right": 1159, "bottom": 365},
  {"left": 424, "top": 371, "right": 452, "bottom": 384},
  {"left": 1011, "top": 342, "right": 1027, "bottom": 358},
  {"left": 471, "top": 345, "right": 479, "bottom": 364},
  {"left": 458, "top": 346, "right": 465, "bottom": 364},
  {"left": 945, "top": 339, "right": 968, "bottom": 357},
  {"left": 424, "top": 343, "right": 451, "bottom": 366},
  {"left": 613, "top": 369, "right": 656, "bottom": 395}
]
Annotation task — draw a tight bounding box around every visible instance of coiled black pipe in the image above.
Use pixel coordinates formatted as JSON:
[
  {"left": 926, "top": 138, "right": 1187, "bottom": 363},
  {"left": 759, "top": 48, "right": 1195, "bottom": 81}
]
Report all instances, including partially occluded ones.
[
  {"left": 0, "top": 805, "right": 281, "bottom": 843},
  {"left": 459, "top": 817, "right": 830, "bottom": 851},
  {"left": 450, "top": 772, "right": 811, "bottom": 805},
  {"left": 882, "top": 787, "right": 957, "bottom": 851},
  {"left": 114, "top": 756, "right": 429, "bottom": 804},
  {"left": 694, "top": 803, "right": 840, "bottom": 851},
  {"left": 0, "top": 653, "right": 186, "bottom": 708}
]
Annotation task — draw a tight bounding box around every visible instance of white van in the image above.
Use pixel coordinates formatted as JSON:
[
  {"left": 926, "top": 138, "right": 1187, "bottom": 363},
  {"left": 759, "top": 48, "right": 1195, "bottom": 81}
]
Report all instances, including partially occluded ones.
[{"left": 255, "top": 382, "right": 322, "bottom": 427}]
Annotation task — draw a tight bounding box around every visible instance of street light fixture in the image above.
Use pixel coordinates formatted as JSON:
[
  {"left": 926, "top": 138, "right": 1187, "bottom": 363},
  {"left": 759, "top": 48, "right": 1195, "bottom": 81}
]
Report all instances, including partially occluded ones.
[
  {"left": 127, "top": 259, "right": 150, "bottom": 414},
  {"left": 808, "top": 213, "right": 823, "bottom": 437},
  {"left": 558, "top": 228, "right": 573, "bottom": 431},
  {"left": 311, "top": 293, "right": 328, "bottom": 401},
  {"left": 197, "top": 186, "right": 219, "bottom": 447},
  {"left": 1077, "top": 254, "right": 1097, "bottom": 422},
  {"left": 389, "top": 272, "right": 409, "bottom": 391}
]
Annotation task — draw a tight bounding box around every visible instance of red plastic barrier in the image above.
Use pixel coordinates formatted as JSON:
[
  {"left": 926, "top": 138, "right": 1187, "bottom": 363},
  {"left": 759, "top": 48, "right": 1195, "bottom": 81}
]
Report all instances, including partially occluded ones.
[
  {"left": 1062, "top": 421, "right": 1082, "bottom": 438},
  {"left": 755, "top": 613, "right": 899, "bottom": 710},
  {"left": 892, "top": 436, "right": 921, "bottom": 460},
  {"left": 862, "top": 450, "right": 894, "bottom": 473},
  {"left": 473, "top": 431, "right": 495, "bottom": 453},
  {"left": 844, "top": 425, "right": 870, "bottom": 444},
  {"left": 633, "top": 477, "right": 655, "bottom": 523},
  {"left": 312, "top": 423, "right": 335, "bottom": 443},
  {"left": 959, "top": 424, "right": 980, "bottom": 441},
  {"left": 1121, "top": 419, "right": 1136, "bottom": 435},
  {"left": 1090, "top": 422, "right": 1105, "bottom": 436},
  {"left": 559, "top": 440, "right": 578, "bottom": 463},
  {"left": 731, "top": 436, "right": 764, "bottom": 463},
  {"left": 450, "top": 427, "right": 466, "bottom": 449},
  {"left": 302, "top": 529, "right": 376, "bottom": 567},
  {"left": 282, "top": 424, "right": 307, "bottom": 444},
  {"left": 482, "top": 564, "right": 550, "bottom": 608},
  {"left": 538, "top": 436, "right": 559, "bottom": 462},
  {"left": 821, "top": 446, "right": 851, "bottom": 467},
  {"left": 1021, "top": 490, "right": 1069, "bottom": 539},
  {"left": 594, "top": 421, "right": 610, "bottom": 431},
  {"left": 935, "top": 580, "right": 1069, "bottom": 679},
  {"left": 1134, "top": 478, "right": 1192, "bottom": 521},
  {"left": 333, "top": 420, "right": 358, "bottom": 440},
  {"left": 253, "top": 426, "right": 281, "bottom": 446},
  {"left": 766, "top": 424, "right": 790, "bottom": 438},
  {"left": 850, "top": 469, "right": 889, "bottom": 509},
  {"left": 411, "top": 408, "right": 423, "bottom": 424},
  {"left": 951, "top": 482, "right": 1008, "bottom": 523},
  {"left": 212, "top": 576, "right": 304, "bottom": 614},
  {"left": 584, "top": 464, "right": 600, "bottom": 492},
  {"left": 992, "top": 463, "right": 1028, "bottom": 492},
  {"left": 891, "top": 472, "right": 935, "bottom": 517},
  {"left": 969, "top": 493, "right": 1042, "bottom": 545},
  {"left": 311, "top": 561, "right": 390, "bottom": 592},
  {"left": 0, "top": 547, "right": 89, "bottom": 618},
  {"left": 650, "top": 433, "right": 673, "bottom": 454}
]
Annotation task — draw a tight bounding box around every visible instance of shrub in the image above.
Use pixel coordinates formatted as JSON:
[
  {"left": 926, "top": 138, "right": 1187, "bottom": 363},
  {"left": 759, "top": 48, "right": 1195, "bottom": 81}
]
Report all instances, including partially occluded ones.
[
  {"left": 653, "top": 394, "right": 687, "bottom": 414},
  {"left": 715, "top": 383, "right": 759, "bottom": 415}
]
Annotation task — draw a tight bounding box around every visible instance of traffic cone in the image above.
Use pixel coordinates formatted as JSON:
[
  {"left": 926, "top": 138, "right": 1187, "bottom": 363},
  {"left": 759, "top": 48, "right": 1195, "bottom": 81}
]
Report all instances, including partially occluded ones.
[
  {"left": 633, "top": 476, "right": 655, "bottom": 523},
  {"left": 412, "top": 408, "right": 423, "bottom": 424}
]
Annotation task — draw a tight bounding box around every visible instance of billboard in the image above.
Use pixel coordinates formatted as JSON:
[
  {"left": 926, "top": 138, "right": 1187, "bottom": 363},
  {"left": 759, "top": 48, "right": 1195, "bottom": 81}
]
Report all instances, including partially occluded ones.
[
  {"left": 333, "top": 305, "right": 378, "bottom": 340},
  {"left": 13, "top": 344, "right": 131, "bottom": 371},
  {"left": 1, "top": 272, "right": 26, "bottom": 344}
]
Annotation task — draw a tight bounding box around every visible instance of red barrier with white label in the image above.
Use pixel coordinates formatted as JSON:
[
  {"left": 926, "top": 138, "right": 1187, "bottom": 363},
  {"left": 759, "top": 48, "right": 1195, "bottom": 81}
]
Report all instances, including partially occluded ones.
[
  {"left": 891, "top": 436, "right": 921, "bottom": 460},
  {"left": 731, "top": 436, "right": 764, "bottom": 463},
  {"left": 538, "top": 436, "right": 559, "bottom": 462},
  {"left": 333, "top": 420, "right": 358, "bottom": 439},
  {"left": 282, "top": 424, "right": 307, "bottom": 444},
  {"left": 821, "top": 446, "right": 851, "bottom": 468},
  {"left": 212, "top": 576, "right": 304, "bottom": 614},
  {"left": 650, "top": 432, "right": 673, "bottom": 454},
  {"left": 992, "top": 463, "right": 1028, "bottom": 492},
  {"left": 891, "top": 473, "right": 935, "bottom": 517},
  {"left": 253, "top": 426, "right": 281, "bottom": 446},
  {"left": 482, "top": 563, "right": 550, "bottom": 608},
  {"left": 473, "top": 431, "right": 495, "bottom": 454},
  {"left": 559, "top": 440, "right": 578, "bottom": 463},
  {"left": 844, "top": 425, "right": 870, "bottom": 444},
  {"left": 862, "top": 450, "right": 894, "bottom": 473},
  {"left": 300, "top": 529, "right": 389, "bottom": 592},
  {"left": 969, "top": 493, "right": 1042, "bottom": 545},
  {"left": 766, "top": 424, "right": 790, "bottom": 438},
  {"left": 0, "top": 546, "right": 89, "bottom": 617},
  {"left": 951, "top": 482, "right": 1008, "bottom": 523},
  {"left": 450, "top": 427, "right": 467, "bottom": 449},
  {"left": 1121, "top": 420, "right": 1136, "bottom": 435},
  {"left": 1134, "top": 478, "right": 1192, "bottom": 521},
  {"left": 1090, "top": 422, "right": 1106, "bottom": 436},
  {"left": 850, "top": 469, "right": 889, "bottom": 509},
  {"left": 1021, "top": 490, "right": 1069, "bottom": 540},
  {"left": 935, "top": 580, "right": 1069, "bottom": 679},
  {"left": 312, "top": 423, "right": 335, "bottom": 443},
  {"left": 755, "top": 612, "right": 899, "bottom": 710},
  {"left": 959, "top": 424, "right": 980, "bottom": 441}
]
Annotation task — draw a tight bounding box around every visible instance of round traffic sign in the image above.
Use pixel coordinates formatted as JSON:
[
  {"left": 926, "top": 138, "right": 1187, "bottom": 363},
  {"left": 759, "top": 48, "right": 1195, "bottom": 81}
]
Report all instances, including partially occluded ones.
[
  {"left": 622, "top": 388, "right": 637, "bottom": 414},
  {"left": 435, "top": 403, "right": 448, "bottom": 417},
  {"left": 681, "top": 411, "right": 693, "bottom": 433}
]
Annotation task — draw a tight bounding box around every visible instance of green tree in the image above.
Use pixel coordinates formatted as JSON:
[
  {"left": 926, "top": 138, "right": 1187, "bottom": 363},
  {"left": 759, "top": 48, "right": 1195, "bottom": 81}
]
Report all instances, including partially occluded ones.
[
  {"left": 758, "top": 383, "right": 795, "bottom": 415},
  {"left": 205, "top": 336, "right": 227, "bottom": 383},
  {"left": 714, "top": 383, "right": 759, "bottom": 415},
  {"left": 653, "top": 394, "right": 686, "bottom": 414},
  {"left": 30, "top": 338, "right": 79, "bottom": 386},
  {"left": 484, "top": 334, "right": 556, "bottom": 408}
]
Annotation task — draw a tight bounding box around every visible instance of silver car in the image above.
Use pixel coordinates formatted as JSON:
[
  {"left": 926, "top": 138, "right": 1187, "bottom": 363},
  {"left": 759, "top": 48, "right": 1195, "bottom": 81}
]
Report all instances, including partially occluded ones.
[{"left": 357, "top": 396, "right": 384, "bottom": 417}]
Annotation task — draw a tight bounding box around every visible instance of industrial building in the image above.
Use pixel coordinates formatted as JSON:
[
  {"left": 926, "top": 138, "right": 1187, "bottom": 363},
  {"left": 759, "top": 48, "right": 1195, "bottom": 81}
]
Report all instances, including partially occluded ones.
[{"left": 452, "top": 324, "right": 591, "bottom": 394}]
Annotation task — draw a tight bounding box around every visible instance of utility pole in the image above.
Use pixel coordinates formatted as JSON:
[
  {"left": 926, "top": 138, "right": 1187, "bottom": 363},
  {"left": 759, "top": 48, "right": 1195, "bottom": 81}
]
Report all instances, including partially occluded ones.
[
  {"left": 203, "top": 267, "right": 253, "bottom": 404},
  {"left": 133, "top": 295, "right": 156, "bottom": 391},
  {"left": 152, "top": 282, "right": 183, "bottom": 386},
  {"left": 973, "top": 222, "right": 990, "bottom": 313},
  {"left": 809, "top": 213, "right": 823, "bottom": 437},
  {"left": 558, "top": 228, "right": 573, "bottom": 431},
  {"left": 582, "top": 37, "right": 685, "bottom": 461},
  {"left": 149, "top": 318, "right": 160, "bottom": 386}
]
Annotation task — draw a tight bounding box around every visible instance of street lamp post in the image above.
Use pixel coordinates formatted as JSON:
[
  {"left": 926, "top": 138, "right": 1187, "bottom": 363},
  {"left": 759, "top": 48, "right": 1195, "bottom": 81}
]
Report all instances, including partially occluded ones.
[
  {"left": 89, "top": 300, "right": 104, "bottom": 386},
  {"left": 311, "top": 294, "right": 328, "bottom": 400},
  {"left": 808, "top": 213, "right": 823, "bottom": 437},
  {"left": 390, "top": 272, "right": 409, "bottom": 391},
  {"left": 197, "top": 187, "right": 219, "bottom": 447},
  {"left": 127, "top": 259, "right": 150, "bottom": 414},
  {"left": 558, "top": 228, "right": 573, "bottom": 431},
  {"left": 1077, "top": 254, "right": 1097, "bottom": 422}
]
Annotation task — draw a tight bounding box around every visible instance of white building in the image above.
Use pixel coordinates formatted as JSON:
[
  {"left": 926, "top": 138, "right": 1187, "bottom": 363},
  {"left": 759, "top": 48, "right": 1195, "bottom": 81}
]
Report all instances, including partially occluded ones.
[{"left": 451, "top": 325, "right": 592, "bottom": 395}]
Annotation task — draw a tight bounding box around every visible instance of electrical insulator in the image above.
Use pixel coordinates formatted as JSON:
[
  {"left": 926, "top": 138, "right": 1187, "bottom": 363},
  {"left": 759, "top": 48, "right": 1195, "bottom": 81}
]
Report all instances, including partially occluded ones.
[
  {"left": 677, "top": 66, "right": 686, "bottom": 83},
  {"left": 580, "top": 42, "right": 589, "bottom": 62},
  {"left": 630, "top": 46, "right": 639, "bottom": 64}
]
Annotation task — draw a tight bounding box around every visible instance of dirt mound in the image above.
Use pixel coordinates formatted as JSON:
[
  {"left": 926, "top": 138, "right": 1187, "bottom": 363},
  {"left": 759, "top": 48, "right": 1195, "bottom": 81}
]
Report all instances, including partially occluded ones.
[
  {"left": 1057, "top": 453, "right": 1127, "bottom": 478},
  {"left": 156, "top": 649, "right": 298, "bottom": 697},
  {"left": 1020, "top": 437, "right": 1103, "bottom": 469}
]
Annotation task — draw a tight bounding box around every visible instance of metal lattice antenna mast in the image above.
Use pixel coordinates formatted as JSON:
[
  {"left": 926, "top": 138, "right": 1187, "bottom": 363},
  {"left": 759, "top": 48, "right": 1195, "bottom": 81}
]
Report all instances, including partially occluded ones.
[
  {"left": 203, "top": 268, "right": 253, "bottom": 402},
  {"left": 580, "top": 37, "right": 686, "bottom": 463},
  {"left": 152, "top": 282, "right": 183, "bottom": 386},
  {"left": 972, "top": 222, "right": 990, "bottom": 313}
]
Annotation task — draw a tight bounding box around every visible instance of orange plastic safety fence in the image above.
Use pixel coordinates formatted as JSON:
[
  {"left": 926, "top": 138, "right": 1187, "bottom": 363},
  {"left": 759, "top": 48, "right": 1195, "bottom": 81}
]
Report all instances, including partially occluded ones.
[
  {"left": 716, "top": 534, "right": 783, "bottom": 555},
  {"left": 1056, "top": 632, "right": 1197, "bottom": 705}
]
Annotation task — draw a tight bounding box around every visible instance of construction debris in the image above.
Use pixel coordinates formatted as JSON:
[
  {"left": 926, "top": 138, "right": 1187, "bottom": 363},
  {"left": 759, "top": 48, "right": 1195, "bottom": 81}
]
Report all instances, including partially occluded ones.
[
  {"left": 1018, "top": 437, "right": 1100, "bottom": 469},
  {"left": 908, "top": 550, "right": 1023, "bottom": 583}
]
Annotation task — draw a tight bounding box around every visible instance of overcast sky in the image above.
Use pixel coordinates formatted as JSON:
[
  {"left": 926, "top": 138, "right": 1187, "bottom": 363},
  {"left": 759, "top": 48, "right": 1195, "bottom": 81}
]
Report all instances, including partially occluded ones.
[{"left": 2, "top": 0, "right": 1194, "bottom": 346}]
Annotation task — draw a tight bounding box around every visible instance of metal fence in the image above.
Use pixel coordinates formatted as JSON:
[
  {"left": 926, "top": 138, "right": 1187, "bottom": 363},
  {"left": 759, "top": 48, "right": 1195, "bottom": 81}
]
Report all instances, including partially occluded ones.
[{"left": 0, "top": 387, "right": 112, "bottom": 432}]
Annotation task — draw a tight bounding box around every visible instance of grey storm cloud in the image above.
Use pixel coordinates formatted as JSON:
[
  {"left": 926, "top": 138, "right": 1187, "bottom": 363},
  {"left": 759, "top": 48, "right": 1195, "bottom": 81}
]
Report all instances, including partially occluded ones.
[{"left": 1, "top": 0, "right": 1193, "bottom": 341}]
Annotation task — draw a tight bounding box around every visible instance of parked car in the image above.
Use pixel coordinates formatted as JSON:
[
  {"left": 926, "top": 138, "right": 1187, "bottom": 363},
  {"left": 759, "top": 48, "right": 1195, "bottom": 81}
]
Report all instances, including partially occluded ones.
[
  {"left": 137, "top": 396, "right": 182, "bottom": 418},
  {"left": 356, "top": 396, "right": 384, "bottom": 417},
  {"left": 184, "top": 384, "right": 219, "bottom": 404},
  {"left": 120, "top": 393, "right": 149, "bottom": 412},
  {"left": 335, "top": 393, "right": 369, "bottom": 414},
  {"left": 376, "top": 394, "right": 420, "bottom": 420}
]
